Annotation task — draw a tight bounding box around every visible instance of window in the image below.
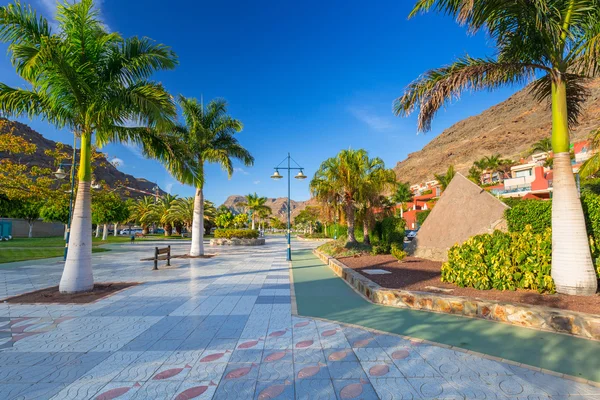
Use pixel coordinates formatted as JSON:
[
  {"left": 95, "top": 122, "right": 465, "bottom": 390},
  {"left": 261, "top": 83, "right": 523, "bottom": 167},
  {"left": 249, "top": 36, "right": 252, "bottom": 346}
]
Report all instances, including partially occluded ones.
[{"left": 515, "top": 169, "right": 532, "bottom": 178}]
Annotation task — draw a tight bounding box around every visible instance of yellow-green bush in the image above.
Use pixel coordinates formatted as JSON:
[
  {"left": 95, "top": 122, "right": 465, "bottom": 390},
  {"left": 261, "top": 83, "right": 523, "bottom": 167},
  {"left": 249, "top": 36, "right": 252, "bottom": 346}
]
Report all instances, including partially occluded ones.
[
  {"left": 214, "top": 229, "right": 259, "bottom": 239},
  {"left": 441, "top": 226, "right": 555, "bottom": 293},
  {"left": 390, "top": 243, "right": 407, "bottom": 261}
]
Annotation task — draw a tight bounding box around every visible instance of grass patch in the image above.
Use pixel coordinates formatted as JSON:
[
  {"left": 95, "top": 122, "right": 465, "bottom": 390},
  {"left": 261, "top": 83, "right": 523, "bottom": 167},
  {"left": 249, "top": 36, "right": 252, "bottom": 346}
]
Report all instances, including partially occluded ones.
[
  {"left": 317, "top": 237, "right": 372, "bottom": 258},
  {"left": 0, "top": 247, "right": 110, "bottom": 264}
]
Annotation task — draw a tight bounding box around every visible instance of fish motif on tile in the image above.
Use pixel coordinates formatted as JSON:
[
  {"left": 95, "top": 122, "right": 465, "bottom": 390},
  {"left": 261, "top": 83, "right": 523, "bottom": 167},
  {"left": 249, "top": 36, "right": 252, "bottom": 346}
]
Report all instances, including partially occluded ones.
[
  {"left": 264, "top": 351, "right": 287, "bottom": 362},
  {"left": 321, "top": 329, "right": 337, "bottom": 337},
  {"left": 295, "top": 340, "right": 313, "bottom": 348},
  {"left": 268, "top": 328, "right": 288, "bottom": 337},
  {"left": 238, "top": 338, "right": 262, "bottom": 349},
  {"left": 294, "top": 321, "right": 310, "bottom": 328},
  {"left": 352, "top": 338, "right": 373, "bottom": 348},
  {"left": 391, "top": 349, "right": 410, "bottom": 360},
  {"left": 224, "top": 363, "right": 257, "bottom": 379},
  {"left": 297, "top": 362, "right": 325, "bottom": 379},
  {"left": 328, "top": 350, "right": 350, "bottom": 361},
  {"left": 257, "top": 380, "right": 291, "bottom": 400},
  {"left": 152, "top": 364, "right": 191, "bottom": 380},
  {"left": 95, "top": 382, "right": 140, "bottom": 400},
  {"left": 199, "top": 350, "right": 230, "bottom": 362},
  {"left": 174, "top": 381, "right": 216, "bottom": 400},
  {"left": 339, "top": 379, "right": 368, "bottom": 399},
  {"left": 369, "top": 364, "right": 390, "bottom": 376}
]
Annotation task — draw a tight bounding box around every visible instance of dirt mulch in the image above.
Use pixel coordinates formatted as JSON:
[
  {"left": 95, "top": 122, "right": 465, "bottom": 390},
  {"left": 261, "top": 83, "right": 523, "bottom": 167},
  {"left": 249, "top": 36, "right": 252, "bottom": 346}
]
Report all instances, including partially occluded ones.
[
  {"left": 4, "top": 282, "right": 139, "bottom": 304},
  {"left": 339, "top": 254, "right": 600, "bottom": 315}
]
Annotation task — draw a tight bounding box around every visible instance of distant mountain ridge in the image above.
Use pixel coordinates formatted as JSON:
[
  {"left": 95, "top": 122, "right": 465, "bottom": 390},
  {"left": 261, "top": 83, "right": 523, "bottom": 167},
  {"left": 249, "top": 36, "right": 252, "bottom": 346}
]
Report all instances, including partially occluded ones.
[
  {"left": 221, "top": 195, "right": 315, "bottom": 221},
  {"left": 393, "top": 79, "right": 600, "bottom": 185},
  {"left": 0, "top": 119, "right": 166, "bottom": 198}
]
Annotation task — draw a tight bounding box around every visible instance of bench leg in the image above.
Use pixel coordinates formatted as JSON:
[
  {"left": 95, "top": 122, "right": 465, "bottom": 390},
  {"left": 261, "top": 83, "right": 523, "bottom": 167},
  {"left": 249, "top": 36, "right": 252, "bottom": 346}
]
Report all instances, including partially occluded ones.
[
  {"left": 167, "top": 245, "right": 171, "bottom": 266},
  {"left": 153, "top": 247, "right": 158, "bottom": 270}
]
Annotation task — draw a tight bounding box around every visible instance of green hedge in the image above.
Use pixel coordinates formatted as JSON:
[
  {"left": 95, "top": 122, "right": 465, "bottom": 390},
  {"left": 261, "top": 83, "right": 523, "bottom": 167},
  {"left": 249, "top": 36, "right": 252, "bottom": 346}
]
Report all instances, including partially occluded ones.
[
  {"left": 416, "top": 210, "right": 431, "bottom": 226},
  {"left": 442, "top": 226, "right": 554, "bottom": 293},
  {"left": 214, "top": 229, "right": 259, "bottom": 239},
  {"left": 373, "top": 216, "right": 405, "bottom": 245},
  {"left": 505, "top": 200, "right": 551, "bottom": 234}
]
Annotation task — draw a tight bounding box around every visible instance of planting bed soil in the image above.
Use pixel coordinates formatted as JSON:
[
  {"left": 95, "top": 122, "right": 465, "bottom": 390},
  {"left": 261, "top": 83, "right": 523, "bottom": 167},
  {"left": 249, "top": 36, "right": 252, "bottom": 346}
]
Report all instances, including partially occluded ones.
[
  {"left": 339, "top": 254, "right": 600, "bottom": 315},
  {"left": 4, "top": 282, "right": 139, "bottom": 304}
]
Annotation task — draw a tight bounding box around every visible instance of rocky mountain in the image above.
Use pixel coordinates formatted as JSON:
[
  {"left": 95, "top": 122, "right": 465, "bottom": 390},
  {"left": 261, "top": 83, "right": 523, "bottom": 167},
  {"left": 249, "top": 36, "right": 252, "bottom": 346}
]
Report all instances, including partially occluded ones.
[
  {"left": 0, "top": 119, "right": 166, "bottom": 198},
  {"left": 221, "top": 195, "right": 316, "bottom": 221},
  {"left": 393, "top": 79, "right": 600, "bottom": 185}
]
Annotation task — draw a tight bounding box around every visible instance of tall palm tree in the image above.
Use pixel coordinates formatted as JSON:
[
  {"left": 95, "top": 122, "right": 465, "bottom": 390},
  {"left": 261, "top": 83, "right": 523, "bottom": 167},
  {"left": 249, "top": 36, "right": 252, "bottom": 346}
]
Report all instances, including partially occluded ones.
[
  {"left": 311, "top": 149, "right": 391, "bottom": 245},
  {"left": 357, "top": 165, "right": 397, "bottom": 245},
  {"left": 239, "top": 193, "right": 272, "bottom": 230},
  {"left": 434, "top": 165, "right": 456, "bottom": 191},
  {"left": 394, "top": 0, "right": 599, "bottom": 295},
  {"left": 151, "top": 194, "right": 178, "bottom": 236},
  {"left": 169, "top": 197, "right": 217, "bottom": 233},
  {"left": 391, "top": 182, "right": 414, "bottom": 218},
  {"left": 167, "top": 96, "right": 253, "bottom": 256},
  {"left": 0, "top": 1, "right": 178, "bottom": 293}
]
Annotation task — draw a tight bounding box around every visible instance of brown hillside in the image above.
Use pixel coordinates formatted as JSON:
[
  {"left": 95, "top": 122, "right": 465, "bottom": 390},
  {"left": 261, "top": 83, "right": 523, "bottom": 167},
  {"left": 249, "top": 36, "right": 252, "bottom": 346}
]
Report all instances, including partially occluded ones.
[
  {"left": 221, "top": 195, "right": 316, "bottom": 222},
  {"left": 0, "top": 119, "right": 166, "bottom": 198},
  {"left": 393, "top": 79, "right": 600, "bottom": 184}
]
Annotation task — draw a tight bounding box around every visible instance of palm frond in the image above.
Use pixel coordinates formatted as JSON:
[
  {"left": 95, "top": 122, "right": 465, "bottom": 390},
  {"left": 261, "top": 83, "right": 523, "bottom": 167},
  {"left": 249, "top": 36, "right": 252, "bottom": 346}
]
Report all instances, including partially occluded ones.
[
  {"left": 393, "top": 56, "right": 536, "bottom": 132},
  {"left": 529, "top": 73, "right": 590, "bottom": 127}
]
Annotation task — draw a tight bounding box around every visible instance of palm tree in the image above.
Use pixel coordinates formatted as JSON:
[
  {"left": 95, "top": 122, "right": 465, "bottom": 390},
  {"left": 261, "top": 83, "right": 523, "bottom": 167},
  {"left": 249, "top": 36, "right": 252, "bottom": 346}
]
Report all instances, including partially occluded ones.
[
  {"left": 357, "top": 166, "right": 397, "bottom": 245},
  {"left": 394, "top": 1, "right": 599, "bottom": 295},
  {"left": 151, "top": 194, "right": 178, "bottom": 236},
  {"left": 129, "top": 196, "right": 158, "bottom": 235},
  {"left": 166, "top": 96, "right": 253, "bottom": 256},
  {"left": 0, "top": 1, "right": 178, "bottom": 293},
  {"left": 239, "top": 193, "right": 272, "bottom": 230},
  {"left": 434, "top": 165, "right": 456, "bottom": 191},
  {"left": 311, "top": 149, "right": 391, "bottom": 245},
  {"left": 530, "top": 137, "right": 553, "bottom": 155},
  {"left": 391, "top": 182, "right": 413, "bottom": 218},
  {"left": 170, "top": 197, "right": 217, "bottom": 234}
]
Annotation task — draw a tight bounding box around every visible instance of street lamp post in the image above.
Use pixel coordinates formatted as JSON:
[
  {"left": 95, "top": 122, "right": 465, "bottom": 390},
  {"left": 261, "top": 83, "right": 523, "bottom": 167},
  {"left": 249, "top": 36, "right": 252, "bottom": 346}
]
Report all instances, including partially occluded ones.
[{"left": 271, "top": 153, "right": 306, "bottom": 261}]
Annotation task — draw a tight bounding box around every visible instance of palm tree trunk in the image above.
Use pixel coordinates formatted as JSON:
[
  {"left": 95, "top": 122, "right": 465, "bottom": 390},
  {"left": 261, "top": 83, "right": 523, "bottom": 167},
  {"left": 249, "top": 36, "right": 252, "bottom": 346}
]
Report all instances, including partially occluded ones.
[
  {"left": 363, "top": 219, "right": 370, "bottom": 245},
  {"left": 60, "top": 132, "right": 94, "bottom": 293},
  {"left": 346, "top": 203, "right": 357, "bottom": 244},
  {"left": 189, "top": 187, "right": 204, "bottom": 256},
  {"left": 551, "top": 81, "right": 598, "bottom": 295},
  {"left": 95, "top": 226, "right": 100, "bottom": 238},
  {"left": 114, "top": 223, "right": 118, "bottom": 236},
  {"left": 102, "top": 223, "right": 108, "bottom": 241}
]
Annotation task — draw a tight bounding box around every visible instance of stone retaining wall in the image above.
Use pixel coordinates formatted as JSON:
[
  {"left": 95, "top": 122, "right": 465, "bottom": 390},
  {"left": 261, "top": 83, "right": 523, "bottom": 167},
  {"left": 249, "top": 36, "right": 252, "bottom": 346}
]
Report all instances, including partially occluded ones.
[
  {"left": 314, "top": 249, "right": 600, "bottom": 341},
  {"left": 296, "top": 236, "right": 333, "bottom": 242},
  {"left": 210, "top": 238, "right": 265, "bottom": 246}
]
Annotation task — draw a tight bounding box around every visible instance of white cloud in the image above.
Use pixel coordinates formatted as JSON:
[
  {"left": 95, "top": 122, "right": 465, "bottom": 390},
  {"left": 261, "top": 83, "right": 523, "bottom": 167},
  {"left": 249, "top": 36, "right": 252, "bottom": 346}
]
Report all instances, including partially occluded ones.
[
  {"left": 110, "top": 157, "right": 124, "bottom": 168},
  {"left": 253, "top": 180, "right": 261, "bottom": 185},
  {"left": 234, "top": 167, "right": 250, "bottom": 175},
  {"left": 348, "top": 107, "right": 395, "bottom": 131}
]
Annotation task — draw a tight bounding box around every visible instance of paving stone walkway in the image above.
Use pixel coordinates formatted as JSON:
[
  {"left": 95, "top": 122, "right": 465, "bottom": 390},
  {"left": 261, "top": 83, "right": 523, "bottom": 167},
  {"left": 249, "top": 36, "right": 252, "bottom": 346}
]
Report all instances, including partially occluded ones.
[{"left": 0, "top": 237, "right": 598, "bottom": 399}]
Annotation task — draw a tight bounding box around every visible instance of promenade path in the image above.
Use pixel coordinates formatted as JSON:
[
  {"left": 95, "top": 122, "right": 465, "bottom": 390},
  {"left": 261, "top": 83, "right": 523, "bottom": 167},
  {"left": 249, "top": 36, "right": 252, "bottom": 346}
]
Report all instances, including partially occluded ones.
[{"left": 0, "top": 237, "right": 598, "bottom": 399}]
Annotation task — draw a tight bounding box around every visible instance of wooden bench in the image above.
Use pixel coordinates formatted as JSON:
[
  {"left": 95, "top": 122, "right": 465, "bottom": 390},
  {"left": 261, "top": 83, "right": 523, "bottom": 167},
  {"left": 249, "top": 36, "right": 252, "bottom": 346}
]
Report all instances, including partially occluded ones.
[
  {"left": 153, "top": 245, "right": 171, "bottom": 270},
  {"left": 135, "top": 232, "right": 145, "bottom": 238}
]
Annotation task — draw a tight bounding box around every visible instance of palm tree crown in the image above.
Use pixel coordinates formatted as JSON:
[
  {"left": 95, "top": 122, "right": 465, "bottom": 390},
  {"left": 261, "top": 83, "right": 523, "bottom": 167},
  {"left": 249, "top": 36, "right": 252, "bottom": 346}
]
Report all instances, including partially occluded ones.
[{"left": 240, "top": 193, "right": 272, "bottom": 230}]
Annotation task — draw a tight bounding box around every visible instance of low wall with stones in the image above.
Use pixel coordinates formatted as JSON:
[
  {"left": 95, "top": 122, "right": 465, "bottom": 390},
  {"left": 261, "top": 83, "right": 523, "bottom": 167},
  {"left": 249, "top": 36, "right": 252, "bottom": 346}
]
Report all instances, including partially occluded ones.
[
  {"left": 210, "top": 238, "right": 265, "bottom": 246},
  {"left": 296, "top": 236, "right": 333, "bottom": 242},
  {"left": 314, "top": 249, "right": 600, "bottom": 341}
]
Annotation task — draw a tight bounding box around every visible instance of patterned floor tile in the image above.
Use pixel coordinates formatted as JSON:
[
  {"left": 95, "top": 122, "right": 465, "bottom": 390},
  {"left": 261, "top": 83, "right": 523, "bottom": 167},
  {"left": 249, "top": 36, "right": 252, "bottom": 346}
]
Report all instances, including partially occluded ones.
[
  {"left": 254, "top": 379, "right": 294, "bottom": 400},
  {"left": 294, "top": 378, "right": 336, "bottom": 400},
  {"left": 370, "top": 377, "right": 422, "bottom": 400},
  {"left": 332, "top": 378, "right": 379, "bottom": 399}
]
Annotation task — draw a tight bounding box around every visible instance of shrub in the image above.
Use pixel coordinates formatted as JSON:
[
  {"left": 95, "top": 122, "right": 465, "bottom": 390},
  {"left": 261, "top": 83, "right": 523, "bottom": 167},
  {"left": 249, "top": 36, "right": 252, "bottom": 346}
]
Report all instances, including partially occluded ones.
[
  {"left": 374, "top": 216, "right": 405, "bottom": 245},
  {"left": 442, "top": 226, "right": 555, "bottom": 293},
  {"left": 302, "top": 233, "right": 327, "bottom": 239},
  {"left": 371, "top": 243, "right": 390, "bottom": 255},
  {"left": 325, "top": 223, "right": 348, "bottom": 239},
  {"left": 416, "top": 210, "right": 431, "bottom": 227},
  {"left": 318, "top": 237, "right": 371, "bottom": 257},
  {"left": 505, "top": 200, "right": 551, "bottom": 234},
  {"left": 214, "top": 229, "right": 259, "bottom": 239},
  {"left": 390, "top": 243, "right": 407, "bottom": 261}
]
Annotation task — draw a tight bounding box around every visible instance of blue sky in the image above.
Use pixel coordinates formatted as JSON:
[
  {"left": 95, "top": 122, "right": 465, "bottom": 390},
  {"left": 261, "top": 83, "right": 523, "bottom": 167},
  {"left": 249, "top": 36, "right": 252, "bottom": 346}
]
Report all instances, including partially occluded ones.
[{"left": 0, "top": 0, "right": 523, "bottom": 204}]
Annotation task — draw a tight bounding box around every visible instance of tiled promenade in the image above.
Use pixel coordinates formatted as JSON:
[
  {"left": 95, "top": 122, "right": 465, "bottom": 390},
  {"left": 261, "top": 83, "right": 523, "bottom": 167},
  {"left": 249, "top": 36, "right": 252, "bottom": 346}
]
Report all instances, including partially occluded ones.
[{"left": 0, "top": 237, "right": 598, "bottom": 399}]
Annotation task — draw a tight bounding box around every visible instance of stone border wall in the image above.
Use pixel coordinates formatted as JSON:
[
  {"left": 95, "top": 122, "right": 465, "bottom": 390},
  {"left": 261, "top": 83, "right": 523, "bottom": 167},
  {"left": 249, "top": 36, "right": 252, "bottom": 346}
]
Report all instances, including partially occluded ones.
[
  {"left": 296, "top": 236, "right": 333, "bottom": 242},
  {"left": 314, "top": 249, "right": 600, "bottom": 341},
  {"left": 210, "top": 238, "right": 265, "bottom": 246}
]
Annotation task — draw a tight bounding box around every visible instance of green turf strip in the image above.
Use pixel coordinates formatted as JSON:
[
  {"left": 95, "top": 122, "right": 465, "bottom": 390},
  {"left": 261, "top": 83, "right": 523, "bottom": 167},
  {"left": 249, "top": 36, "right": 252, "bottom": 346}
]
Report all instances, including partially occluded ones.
[{"left": 291, "top": 248, "right": 600, "bottom": 382}]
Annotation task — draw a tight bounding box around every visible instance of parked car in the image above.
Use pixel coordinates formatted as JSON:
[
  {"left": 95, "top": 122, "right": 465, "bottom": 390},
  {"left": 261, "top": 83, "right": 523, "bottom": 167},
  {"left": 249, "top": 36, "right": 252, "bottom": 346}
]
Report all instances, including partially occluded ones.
[
  {"left": 120, "top": 228, "right": 143, "bottom": 235},
  {"left": 405, "top": 230, "right": 418, "bottom": 241},
  {"left": 153, "top": 228, "right": 165, "bottom": 234}
]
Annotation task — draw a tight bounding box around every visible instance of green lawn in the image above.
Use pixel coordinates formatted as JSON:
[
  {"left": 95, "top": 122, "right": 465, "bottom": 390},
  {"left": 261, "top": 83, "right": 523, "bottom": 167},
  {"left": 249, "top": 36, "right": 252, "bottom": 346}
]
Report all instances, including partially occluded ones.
[{"left": 0, "top": 247, "right": 110, "bottom": 264}]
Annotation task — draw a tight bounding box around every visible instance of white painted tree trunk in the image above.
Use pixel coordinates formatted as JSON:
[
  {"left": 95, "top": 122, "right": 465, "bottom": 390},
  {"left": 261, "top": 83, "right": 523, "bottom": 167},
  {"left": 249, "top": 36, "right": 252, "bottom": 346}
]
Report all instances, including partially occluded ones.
[
  {"left": 189, "top": 187, "right": 204, "bottom": 256},
  {"left": 60, "top": 180, "right": 94, "bottom": 293},
  {"left": 551, "top": 152, "right": 598, "bottom": 295},
  {"left": 400, "top": 205, "right": 404, "bottom": 218},
  {"left": 114, "top": 223, "right": 118, "bottom": 236},
  {"left": 102, "top": 223, "right": 108, "bottom": 241},
  {"left": 95, "top": 225, "right": 100, "bottom": 238},
  {"left": 28, "top": 222, "right": 33, "bottom": 238},
  {"left": 251, "top": 217, "right": 255, "bottom": 230}
]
